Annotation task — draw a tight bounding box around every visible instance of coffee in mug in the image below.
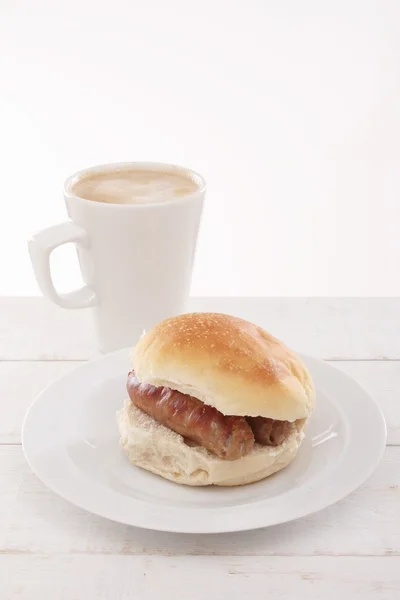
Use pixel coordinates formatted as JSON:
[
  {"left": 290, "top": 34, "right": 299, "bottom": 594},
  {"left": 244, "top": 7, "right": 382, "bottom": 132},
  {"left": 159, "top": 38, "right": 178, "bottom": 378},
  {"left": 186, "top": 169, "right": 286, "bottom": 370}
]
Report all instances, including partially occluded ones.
[
  {"left": 28, "top": 162, "right": 206, "bottom": 353},
  {"left": 71, "top": 168, "right": 199, "bottom": 205}
]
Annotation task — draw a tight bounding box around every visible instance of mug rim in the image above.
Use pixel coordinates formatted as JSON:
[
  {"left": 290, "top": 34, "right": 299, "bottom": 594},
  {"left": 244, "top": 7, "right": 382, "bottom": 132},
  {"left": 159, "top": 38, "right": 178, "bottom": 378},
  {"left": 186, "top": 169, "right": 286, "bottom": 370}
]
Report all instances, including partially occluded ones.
[{"left": 64, "top": 161, "right": 206, "bottom": 209}]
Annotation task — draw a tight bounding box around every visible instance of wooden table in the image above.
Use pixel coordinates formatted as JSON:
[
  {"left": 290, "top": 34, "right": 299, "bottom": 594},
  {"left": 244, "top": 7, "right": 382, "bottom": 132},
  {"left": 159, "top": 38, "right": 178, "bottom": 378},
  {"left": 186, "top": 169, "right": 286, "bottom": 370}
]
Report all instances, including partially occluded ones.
[{"left": 0, "top": 297, "right": 399, "bottom": 599}]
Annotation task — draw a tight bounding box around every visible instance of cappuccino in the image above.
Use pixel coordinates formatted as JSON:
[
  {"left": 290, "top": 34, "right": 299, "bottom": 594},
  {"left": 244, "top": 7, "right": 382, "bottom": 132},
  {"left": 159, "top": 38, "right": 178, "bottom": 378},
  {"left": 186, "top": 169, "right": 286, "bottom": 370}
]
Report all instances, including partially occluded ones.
[{"left": 71, "top": 168, "right": 198, "bottom": 205}]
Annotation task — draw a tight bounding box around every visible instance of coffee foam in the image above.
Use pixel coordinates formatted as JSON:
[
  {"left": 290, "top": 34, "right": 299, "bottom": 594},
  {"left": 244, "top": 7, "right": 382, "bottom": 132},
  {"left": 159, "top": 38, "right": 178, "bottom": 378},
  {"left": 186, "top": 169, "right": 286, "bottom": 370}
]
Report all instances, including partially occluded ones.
[{"left": 71, "top": 169, "right": 199, "bottom": 204}]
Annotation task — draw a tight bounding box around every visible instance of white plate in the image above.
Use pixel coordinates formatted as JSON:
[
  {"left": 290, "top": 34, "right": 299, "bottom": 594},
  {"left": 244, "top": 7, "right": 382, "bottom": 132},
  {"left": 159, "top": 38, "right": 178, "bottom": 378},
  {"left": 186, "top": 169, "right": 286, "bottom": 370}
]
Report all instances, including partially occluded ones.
[{"left": 22, "top": 349, "right": 386, "bottom": 534}]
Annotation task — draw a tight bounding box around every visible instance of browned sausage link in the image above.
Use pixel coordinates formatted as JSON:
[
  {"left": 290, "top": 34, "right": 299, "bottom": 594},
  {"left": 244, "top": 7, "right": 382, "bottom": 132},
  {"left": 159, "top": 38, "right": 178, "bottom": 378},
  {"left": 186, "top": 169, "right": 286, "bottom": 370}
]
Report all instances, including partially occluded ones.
[
  {"left": 127, "top": 371, "right": 255, "bottom": 460},
  {"left": 247, "top": 416, "right": 293, "bottom": 446}
]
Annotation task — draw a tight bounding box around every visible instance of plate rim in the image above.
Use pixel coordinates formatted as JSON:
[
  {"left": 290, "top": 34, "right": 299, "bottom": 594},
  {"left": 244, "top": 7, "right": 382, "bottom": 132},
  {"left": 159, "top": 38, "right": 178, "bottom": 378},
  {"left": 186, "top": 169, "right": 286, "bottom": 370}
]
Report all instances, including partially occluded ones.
[{"left": 21, "top": 348, "right": 387, "bottom": 534}]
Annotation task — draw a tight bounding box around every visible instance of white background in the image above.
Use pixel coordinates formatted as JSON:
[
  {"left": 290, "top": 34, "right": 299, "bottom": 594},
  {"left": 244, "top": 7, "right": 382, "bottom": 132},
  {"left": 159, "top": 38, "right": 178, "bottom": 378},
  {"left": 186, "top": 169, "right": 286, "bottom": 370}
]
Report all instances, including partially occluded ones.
[{"left": 1, "top": 0, "right": 399, "bottom": 296}]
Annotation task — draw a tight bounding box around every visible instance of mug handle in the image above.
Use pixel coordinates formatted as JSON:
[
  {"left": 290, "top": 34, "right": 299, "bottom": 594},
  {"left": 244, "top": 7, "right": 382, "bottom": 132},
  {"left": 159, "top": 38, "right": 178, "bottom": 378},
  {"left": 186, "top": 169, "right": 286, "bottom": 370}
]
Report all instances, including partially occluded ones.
[{"left": 28, "top": 221, "right": 97, "bottom": 309}]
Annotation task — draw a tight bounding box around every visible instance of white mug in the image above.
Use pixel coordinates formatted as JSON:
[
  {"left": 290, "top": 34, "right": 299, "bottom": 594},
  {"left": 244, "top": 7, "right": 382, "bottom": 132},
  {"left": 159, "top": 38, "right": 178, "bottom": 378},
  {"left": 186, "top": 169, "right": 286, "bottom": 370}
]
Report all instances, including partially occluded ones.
[{"left": 28, "top": 162, "right": 206, "bottom": 353}]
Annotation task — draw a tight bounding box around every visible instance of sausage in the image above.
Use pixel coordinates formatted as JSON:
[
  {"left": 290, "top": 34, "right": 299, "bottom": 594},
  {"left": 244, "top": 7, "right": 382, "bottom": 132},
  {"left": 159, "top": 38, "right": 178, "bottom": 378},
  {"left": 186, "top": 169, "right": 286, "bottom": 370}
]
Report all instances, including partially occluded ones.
[
  {"left": 127, "top": 371, "right": 255, "bottom": 460},
  {"left": 247, "top": 416, "right": 293, "bottom": 446}
]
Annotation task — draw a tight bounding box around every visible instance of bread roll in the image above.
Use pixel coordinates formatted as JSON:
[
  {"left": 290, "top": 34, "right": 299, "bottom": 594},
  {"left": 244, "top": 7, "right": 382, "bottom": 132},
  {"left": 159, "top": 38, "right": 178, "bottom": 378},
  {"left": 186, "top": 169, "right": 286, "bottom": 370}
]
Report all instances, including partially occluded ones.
[
  {"left": 117, "top": 400, "right": 305, "bottom": 486},
  {"left": 117, "top": 312, "right": 315, "bottom": 486},
  {"left": 133, "top": 312, "right": 315, "bottom": 421}
]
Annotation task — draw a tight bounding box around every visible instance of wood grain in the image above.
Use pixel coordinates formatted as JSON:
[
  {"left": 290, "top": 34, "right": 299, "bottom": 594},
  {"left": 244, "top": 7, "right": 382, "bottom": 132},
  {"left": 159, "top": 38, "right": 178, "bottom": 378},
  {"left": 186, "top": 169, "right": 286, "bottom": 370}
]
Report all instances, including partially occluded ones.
[
  {"left": 1, "top": 446, "right": 398, "bottom": 557},
  {"left": 1, "top": 555, "right": 399, "bottom": 600},
  {"left": 0, "top": 297, "right": 399, "bottom": 360}
]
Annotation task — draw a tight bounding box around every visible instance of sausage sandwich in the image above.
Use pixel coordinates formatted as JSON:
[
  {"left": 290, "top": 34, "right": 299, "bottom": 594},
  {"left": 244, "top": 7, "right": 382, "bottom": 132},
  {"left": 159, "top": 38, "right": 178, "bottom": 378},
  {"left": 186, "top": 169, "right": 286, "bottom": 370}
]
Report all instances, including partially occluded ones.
[{"left": 117, "top": 313, "right": 316, "bottom": 486}]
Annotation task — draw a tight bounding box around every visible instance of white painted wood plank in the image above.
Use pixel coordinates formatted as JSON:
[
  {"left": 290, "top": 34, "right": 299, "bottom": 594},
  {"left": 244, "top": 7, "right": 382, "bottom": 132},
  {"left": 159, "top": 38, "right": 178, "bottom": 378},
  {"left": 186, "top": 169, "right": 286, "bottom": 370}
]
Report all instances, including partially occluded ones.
[
  {"left": 1, "top": 446, "right": 398, "bottom": 557},
  {"left": 0, "top": 298, "right": 96, "bottom": 361},
  {"left": 191, "top": 297, "right": 400, "bottom": 360},
  {"left": 0, "top": 297, "right": 399, "bottom": 360},
  {"left": 0, "top": 556, "right": 398, "bottom": 600},
  {"left": 1, "top": 360, "right": 398, "bottom": 445}
]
